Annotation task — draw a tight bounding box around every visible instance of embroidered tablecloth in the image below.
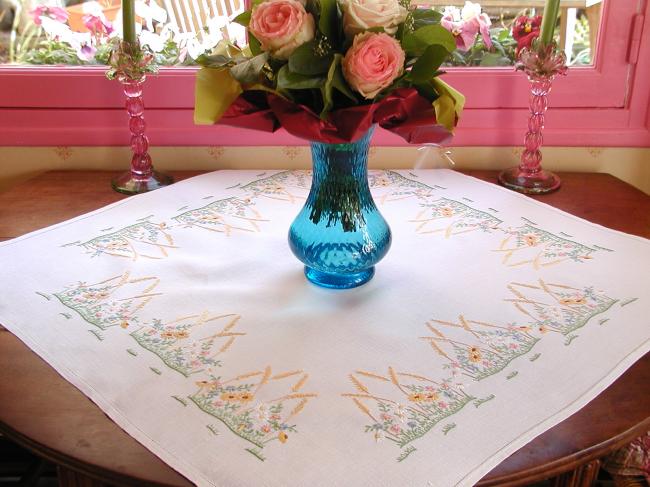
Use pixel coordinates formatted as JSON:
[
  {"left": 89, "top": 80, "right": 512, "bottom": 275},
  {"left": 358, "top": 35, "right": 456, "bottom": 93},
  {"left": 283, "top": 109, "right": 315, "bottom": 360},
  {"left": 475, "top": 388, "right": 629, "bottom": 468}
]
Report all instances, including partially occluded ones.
[{"left": 1, "top": 169, "right": 648, "bottom": 487}]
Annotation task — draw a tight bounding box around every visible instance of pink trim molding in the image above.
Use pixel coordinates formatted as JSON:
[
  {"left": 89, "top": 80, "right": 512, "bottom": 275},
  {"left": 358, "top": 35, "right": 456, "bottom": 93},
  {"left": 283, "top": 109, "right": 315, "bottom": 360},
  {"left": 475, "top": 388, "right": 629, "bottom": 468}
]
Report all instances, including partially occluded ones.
[{"left": 0, "top": 0, "right": 648, "bottom": 147}]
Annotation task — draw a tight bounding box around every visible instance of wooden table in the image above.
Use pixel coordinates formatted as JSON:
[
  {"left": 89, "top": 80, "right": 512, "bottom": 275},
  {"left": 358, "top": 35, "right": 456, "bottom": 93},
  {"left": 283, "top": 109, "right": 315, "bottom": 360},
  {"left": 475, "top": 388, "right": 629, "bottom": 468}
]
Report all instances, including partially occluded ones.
[{"left": 0, "top": 170, "right": 648, "bottom": 487}]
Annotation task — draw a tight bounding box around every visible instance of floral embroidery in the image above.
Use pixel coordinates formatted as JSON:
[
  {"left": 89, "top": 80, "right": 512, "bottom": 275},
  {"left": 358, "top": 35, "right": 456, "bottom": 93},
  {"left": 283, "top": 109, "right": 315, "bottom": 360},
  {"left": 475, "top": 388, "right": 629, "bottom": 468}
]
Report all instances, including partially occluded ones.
[
  {"left": 53, "top": 272, "right": 161, "bottom": 330},
  {"left": 130, "top": 313, "right": 244, "bottom": 377},
  {"left": 410, "top": 197, "right": 502, "bottom": 237},
  {"left": 368, "top": 170, "right": 434, "bottom": 204},
  {"left": 79, "top": 221, "right": 177, "bottom": 260},
  {"left": 422, "top": 316, "right": 540, "bottom": 381},
  {"left": 506, "top": 280, "right": 618, "bottom": 335},
  {"left": 189, "top": 367, "right": 317, "bottom": 449},
  {"left": 240, "top": 171, "right": 311, "bottom": 204},
  {"left": 173, "top": 197, "right": 267, "bottom": 235},
  {"left": 494, "top": 224, "right": 596, "bottom": 269},
  {"left": 343, "top": 367, "right": 474, "bottom": 449}
]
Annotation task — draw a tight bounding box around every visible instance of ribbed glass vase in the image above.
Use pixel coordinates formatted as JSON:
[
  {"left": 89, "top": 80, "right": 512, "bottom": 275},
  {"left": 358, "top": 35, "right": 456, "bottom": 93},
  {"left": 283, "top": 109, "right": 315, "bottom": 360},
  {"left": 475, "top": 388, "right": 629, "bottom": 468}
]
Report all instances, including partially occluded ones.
[{"left": 288, "top": 127, "right": 392, "bottom": 289}]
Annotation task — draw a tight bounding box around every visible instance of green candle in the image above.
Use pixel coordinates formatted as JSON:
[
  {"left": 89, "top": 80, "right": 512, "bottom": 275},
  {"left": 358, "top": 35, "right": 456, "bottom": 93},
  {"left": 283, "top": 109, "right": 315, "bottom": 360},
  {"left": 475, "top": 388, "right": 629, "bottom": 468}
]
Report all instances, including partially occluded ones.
[
  {"left": 122, "top": 0, "right": 136, "bottom": 44},
  {"left": 540, "top": 0, "right": 560, "bottom": 45}
]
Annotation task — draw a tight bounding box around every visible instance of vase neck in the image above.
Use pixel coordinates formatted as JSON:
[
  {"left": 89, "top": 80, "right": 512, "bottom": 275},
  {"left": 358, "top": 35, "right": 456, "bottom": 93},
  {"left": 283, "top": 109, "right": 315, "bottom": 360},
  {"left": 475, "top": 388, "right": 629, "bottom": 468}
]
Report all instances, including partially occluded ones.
[{"left": 309, "top": 127, "right": 373, "bottom": 188}]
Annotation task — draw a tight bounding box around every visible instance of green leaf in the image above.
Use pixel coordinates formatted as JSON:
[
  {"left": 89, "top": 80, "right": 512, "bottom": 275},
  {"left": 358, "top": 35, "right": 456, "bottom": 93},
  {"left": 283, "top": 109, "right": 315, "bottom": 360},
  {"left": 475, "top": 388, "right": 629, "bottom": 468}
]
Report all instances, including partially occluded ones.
[
  {"left": 408, "top": 44, "right": 448, "bottom": 83},
  {"left": 402, "top": 25, "right": 456, "bottom": 56},
  {"left": 412, "top": 8, "right": 443, "bottom": 29},
  {"left": 277, "top": 64, "right": 324, "bottom": 89},
  {"left": 196, "top": 53, "right": 232, "bottom": 68},
  {"left": 497, "top": 28, "right": 510, "bottom": 42},
  {"left": 318, "top": 0, "right": 338, "bottom": 39},
  {"left": 289, "top": 40, "right": 333, "bottom": 75},
  {"left": 413, "top": 80, "right": 439, "bottom": 102},
  {"left": 229, "top": 52, "right": 269, "bottom": 84},
  {"left": 479, "top": 52, "right": 511, "bottom": 66},
  {"left": 232, "top": 10, "right": 251, "bottom": 27},
  {"left": 248, "top": 33, "right": 262, "bottom": 56},
  {"left": 320, "top": 54, "right": 356, "bottom": 118}
]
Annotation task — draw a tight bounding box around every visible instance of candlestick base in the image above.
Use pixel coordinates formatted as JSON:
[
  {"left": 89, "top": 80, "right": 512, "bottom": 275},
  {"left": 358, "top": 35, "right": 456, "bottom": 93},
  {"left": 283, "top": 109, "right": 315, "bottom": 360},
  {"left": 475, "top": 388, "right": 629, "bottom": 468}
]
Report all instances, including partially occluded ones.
[
  {"left": 111, "top": 170, "right": 173, "bottom": 195},
  {"left": 498, "top": 166, "right": 561, "bottom": 195}
]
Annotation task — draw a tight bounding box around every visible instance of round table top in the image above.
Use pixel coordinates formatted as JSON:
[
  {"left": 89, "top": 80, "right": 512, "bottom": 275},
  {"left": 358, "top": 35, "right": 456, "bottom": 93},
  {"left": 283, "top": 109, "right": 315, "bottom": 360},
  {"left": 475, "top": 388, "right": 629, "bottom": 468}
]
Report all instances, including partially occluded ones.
[{"left": 1, "top": 170, "right": 649, "bottom": 487}]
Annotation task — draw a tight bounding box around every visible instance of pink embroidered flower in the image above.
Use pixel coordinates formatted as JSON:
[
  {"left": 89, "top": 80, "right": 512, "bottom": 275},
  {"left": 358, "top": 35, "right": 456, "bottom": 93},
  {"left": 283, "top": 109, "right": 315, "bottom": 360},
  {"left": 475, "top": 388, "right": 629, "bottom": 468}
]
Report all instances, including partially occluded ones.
[
  {"left": 380, "top": 413, "right": 393, "bottom": 421},
  {"left": 438, "top": 401, "right": 448, "bottom": 409},
  {"left": 342, "top": 31, "right": 405, "bottom": 99},
  {"left": 30, "top": 5, "right": 69, "bottom": 26},
  {"left": 249, "top": 0, "right": 315, "bottom": 60},
  {"left": 389, "top": 424, "right": 402, "bottom": 434}
]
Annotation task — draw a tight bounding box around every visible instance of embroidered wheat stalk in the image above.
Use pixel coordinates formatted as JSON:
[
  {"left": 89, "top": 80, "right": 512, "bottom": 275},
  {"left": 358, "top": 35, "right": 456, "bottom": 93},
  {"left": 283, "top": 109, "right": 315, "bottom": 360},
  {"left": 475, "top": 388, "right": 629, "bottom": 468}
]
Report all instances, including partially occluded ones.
[
  {"left": 291, "top": 374, "right": 309, "bottom": 392},
  {"left": 349, "top": 374, "right": 369, "bottom": 393},
  {"left": 355, "top": 370, "right": 389, "bottom": 381},
  {"left": 272, "top": 370, "right": 303, "bottom": 380},
  {"left": 289, "top": 399, "right": 309, "bottom": 418}
]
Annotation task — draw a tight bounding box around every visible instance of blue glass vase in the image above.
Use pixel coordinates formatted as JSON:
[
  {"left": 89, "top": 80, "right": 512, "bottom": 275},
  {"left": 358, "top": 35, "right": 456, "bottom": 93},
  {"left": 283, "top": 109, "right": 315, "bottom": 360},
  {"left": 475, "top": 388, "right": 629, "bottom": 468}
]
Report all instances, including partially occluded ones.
[{"left": 288, "top": 127, "right": 392, "bottom": 289}]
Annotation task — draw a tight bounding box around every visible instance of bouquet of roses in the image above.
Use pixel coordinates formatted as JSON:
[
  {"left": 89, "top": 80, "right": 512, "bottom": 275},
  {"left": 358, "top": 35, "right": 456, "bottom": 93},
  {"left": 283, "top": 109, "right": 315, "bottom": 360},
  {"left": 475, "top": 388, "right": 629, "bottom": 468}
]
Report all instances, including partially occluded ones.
[{"left": 194, "top": 0, "right": 465, "bottom": 144}]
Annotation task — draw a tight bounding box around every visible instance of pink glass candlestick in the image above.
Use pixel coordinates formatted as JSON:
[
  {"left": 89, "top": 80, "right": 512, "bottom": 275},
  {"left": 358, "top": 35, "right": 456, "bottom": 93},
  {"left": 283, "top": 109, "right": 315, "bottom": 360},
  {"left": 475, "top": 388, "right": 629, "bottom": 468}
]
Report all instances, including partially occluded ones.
[
  {"left": 112, "top": 76, "right": 173, "bottom": 194},
  {"left": 498, "top": 44, "right": 567, "bottom": 195}
]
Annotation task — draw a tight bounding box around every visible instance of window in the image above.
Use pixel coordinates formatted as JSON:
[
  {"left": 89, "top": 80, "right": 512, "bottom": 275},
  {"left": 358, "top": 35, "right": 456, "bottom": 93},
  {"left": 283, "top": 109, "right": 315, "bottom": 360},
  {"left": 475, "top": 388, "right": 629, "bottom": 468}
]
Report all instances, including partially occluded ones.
[{"left": 0, "top": 0, "right": 648, "bottom": 147}]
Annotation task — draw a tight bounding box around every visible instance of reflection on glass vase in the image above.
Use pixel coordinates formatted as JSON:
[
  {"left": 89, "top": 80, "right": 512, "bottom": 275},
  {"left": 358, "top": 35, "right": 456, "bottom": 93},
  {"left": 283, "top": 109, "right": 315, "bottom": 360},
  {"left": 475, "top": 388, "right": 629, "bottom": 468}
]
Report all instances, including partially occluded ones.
[
  {"left": 498, "top": 43, "right": 567, "bottom": 194},
  {"left": 288, "top": 127, "right": 392, "bottom": 289},
  {"left": 111, "top": 76, "right": 173, "bottom": 195}
]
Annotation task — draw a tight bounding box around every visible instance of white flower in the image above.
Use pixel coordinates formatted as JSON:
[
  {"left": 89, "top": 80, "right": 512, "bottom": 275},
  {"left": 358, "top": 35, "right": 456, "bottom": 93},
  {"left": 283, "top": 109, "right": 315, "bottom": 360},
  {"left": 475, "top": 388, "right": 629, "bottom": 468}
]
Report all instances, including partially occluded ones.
[
  {"left": 442, "top": 6, "right": 461, "bottom": 22},
  {"left": 80, "top": 1, "right": 105, "bottom": 16},
  {"left": 461, "top": 1, "right": 482, "bottom": 21},
  {"left": 139, "top": 30, "right": 166, "bottom": 52},
  {"left": 255, "top": 403, "right": 269, "bottom": 422},
  {"left": 40, "top": 16, "right": 75, "bottom": 41},
  {"left": 341, "top": 0, "right": 407, "bottom": 37},
  {"left": 393, "top": 403, "right": 406, "bottom": 422}
]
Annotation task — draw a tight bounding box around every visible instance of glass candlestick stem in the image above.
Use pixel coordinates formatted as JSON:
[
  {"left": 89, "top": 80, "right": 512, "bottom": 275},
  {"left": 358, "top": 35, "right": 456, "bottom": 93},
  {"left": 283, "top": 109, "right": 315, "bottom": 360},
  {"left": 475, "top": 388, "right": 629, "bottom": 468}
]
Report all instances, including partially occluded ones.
[
  {"left": 111, "top": 77, "right": 173, "bottom": 195},
  {"left": 498, "top": 73, "right": 561, "bottom": 194}
]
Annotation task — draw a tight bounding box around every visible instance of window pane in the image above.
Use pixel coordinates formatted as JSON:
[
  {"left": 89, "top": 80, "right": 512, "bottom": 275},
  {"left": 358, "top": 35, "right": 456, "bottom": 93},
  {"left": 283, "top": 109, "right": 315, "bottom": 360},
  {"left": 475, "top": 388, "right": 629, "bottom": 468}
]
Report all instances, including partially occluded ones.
[
  {"left": 0, "top": 0, "right": 603, "bottom": 67},
  {"left": 424, "top": 0, "right": 603, "bottom": 67},
  {"left": 0, "top": 0, "right": 246, "bottom": 66}
]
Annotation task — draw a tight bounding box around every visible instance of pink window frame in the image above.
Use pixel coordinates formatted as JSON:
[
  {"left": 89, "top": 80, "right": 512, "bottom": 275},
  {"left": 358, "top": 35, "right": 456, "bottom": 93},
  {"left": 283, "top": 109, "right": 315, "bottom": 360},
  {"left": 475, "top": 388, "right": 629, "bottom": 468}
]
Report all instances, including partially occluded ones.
[{"left": 0, "top": 0, "right": 648, "bottom": 147}]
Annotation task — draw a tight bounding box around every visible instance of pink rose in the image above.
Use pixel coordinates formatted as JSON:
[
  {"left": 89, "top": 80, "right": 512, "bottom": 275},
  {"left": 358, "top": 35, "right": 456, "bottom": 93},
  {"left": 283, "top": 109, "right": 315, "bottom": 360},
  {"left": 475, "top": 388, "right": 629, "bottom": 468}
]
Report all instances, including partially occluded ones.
[
  {"left": 249, "top": 0, "right": 315, "bottom": 60},
  {"left": 342, "top": 32, "right": 405, "bottom": 99}
]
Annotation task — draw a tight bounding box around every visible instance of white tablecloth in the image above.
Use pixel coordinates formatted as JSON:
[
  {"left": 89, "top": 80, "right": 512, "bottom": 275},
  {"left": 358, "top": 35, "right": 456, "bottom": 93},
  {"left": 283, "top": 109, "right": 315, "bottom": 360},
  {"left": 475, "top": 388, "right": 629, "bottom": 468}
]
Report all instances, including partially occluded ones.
[{"left": 1, "top": 169, "right": 648, "bottom": 487}]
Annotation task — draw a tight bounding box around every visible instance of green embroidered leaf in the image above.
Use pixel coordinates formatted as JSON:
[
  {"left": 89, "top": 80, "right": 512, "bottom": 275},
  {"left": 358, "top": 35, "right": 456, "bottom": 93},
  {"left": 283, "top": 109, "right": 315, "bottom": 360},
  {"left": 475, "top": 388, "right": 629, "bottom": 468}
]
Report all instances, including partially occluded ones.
[
  {"left": 232, "top": 10, "right": 251, "bottom": 27},
  {"left": 289, "top": 40, "right": 333, "bottom": 75},
  {"left": 277, "top": 64, "right": 324, "bottom": 89},
  {"left": 409, "top": 44, "right": 448, "bottom": 82},
  {"left": 229, "top": 52, "right": 269, "bottom": 84},
  {"left": 402, "top": 25, "right": 456, "bottom": 56}
]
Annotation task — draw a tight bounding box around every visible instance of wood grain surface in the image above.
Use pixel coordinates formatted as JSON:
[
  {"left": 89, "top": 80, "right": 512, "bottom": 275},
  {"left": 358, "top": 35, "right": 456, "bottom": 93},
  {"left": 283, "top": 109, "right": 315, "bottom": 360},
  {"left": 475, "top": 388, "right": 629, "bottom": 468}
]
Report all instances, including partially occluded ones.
[{"left": 0, "top": 170, "right": 648, "bottom": 487}]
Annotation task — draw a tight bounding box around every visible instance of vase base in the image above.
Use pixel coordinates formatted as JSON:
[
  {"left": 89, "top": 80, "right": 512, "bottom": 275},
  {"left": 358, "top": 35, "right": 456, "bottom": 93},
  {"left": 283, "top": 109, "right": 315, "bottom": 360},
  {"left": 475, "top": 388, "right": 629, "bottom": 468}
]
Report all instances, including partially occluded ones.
[
  {"left": 498, "top": 167, "right": 561, "bottom": 195},
  {"left": 112, "top": 170, "right": 174, "bottom": 195},
  {"left": 304, "top": 266, "right": 375, "bottom": 289}
]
